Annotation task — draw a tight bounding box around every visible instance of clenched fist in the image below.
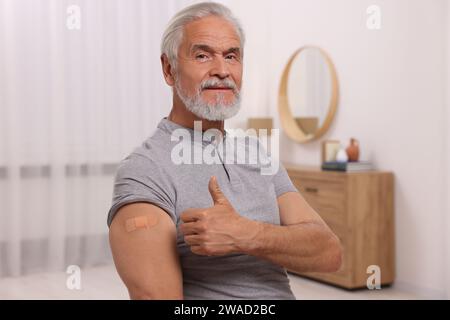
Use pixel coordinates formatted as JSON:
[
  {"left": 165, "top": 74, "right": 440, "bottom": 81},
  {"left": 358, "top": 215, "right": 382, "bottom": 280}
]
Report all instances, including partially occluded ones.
[{"left": 180, "top": 176, "right": 260, "bottom": 256}]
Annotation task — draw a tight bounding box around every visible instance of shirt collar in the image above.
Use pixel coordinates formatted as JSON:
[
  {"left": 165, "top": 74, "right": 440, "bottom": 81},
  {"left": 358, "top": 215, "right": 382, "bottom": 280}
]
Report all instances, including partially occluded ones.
[{"left": 157, "top": 117, "right": 227, "bottom": 145}]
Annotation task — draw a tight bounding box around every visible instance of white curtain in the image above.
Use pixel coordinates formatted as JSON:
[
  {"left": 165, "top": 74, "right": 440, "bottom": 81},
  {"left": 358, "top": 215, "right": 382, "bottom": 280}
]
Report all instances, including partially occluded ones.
[{"left": 0, "top": 0, "right": 199, "bottom": 277}]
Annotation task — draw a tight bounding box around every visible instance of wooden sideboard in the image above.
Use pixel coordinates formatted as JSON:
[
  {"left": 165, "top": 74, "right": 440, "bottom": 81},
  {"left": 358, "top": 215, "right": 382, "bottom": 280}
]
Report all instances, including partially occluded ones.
[{"left": 284, "top": 163, "right": 395, "bottom": 289}]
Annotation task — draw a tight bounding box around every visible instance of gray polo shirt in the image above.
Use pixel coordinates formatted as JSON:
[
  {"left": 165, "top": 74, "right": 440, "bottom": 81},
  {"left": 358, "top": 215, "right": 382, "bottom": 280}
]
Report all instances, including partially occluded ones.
[{"left": 107, "top": 117, "right": 298, "bottom": 300}]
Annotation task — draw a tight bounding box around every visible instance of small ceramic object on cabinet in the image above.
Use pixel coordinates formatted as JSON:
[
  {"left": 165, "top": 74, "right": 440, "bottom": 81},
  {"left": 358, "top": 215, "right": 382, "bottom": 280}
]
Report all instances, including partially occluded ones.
[
  {"left": 336, "top": 146, "right": 348, "bottom": 163},
  {"left": 346, "top": 138, "right": 360, "bottom": 162}
]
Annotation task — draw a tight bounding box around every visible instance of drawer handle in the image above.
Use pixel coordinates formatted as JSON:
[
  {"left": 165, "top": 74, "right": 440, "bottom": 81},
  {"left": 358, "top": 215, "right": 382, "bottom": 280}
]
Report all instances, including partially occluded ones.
[{"left": 305, "top": 187, "right": 318, "bottom": 193}]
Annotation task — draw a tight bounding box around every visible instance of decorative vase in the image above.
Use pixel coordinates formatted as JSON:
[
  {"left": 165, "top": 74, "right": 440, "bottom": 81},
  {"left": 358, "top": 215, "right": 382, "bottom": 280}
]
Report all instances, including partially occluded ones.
[
  {"left": 346, "top": 138, "right": 360, "bottom": 162},
  {"left": 336, "top": 147, "right": 348, "bottom": 163}
]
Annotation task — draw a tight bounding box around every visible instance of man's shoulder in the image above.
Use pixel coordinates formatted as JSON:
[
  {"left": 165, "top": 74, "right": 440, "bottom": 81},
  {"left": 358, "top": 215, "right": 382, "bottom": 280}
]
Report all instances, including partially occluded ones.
[{"left": 227, "top": 131, "right": 263, "bottom": 146}]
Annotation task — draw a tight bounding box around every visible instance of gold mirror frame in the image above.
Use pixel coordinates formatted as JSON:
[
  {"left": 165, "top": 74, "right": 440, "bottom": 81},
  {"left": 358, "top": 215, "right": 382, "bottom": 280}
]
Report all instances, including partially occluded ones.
[{"left": 278, "top": 46, "right": 339, "bottom": 143}]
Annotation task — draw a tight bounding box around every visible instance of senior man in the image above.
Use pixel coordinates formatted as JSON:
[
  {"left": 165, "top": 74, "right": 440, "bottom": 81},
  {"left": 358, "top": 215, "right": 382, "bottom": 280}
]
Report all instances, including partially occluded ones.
[{"left": 108, "top": 2, "right": 342, "bottom": 300}]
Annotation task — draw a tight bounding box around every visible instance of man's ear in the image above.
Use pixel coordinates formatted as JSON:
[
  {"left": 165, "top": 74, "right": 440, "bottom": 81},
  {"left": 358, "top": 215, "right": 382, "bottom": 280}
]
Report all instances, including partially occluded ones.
[{"left": 161, "top": 54, "right": 175, "bottom": 86}]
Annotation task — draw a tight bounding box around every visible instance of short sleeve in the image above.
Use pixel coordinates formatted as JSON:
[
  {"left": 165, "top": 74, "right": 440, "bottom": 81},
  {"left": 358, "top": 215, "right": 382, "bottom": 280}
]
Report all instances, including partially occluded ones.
[
  {"left": 272, "top": 163, "right": 299, "bottom": 197},
  {"left": 107, "top": 153, "right": 176, "bottom": 227}
]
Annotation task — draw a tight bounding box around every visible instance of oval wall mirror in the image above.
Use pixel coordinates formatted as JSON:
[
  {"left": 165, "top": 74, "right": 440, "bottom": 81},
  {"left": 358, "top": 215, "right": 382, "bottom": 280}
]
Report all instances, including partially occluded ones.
[{"left": 278, "top": 46, "right": 339, "bottom": 143}]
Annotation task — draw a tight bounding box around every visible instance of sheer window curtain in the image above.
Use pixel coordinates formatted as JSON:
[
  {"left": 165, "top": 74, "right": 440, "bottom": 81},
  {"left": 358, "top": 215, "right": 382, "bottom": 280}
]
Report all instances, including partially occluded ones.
[{"left": 0, "top": 0, "right": 199, "bottom": 278}]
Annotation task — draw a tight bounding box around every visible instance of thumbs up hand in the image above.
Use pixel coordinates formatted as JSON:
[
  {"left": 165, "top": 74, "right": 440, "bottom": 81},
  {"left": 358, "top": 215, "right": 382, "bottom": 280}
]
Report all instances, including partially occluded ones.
[{"left": 180, "top": 176, "right": 260, "bottom": 256}]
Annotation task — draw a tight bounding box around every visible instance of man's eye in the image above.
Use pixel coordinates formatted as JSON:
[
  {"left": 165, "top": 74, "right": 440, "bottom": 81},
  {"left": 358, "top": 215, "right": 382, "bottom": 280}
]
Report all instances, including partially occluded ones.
[
  {"left": 226, "top": 54, "right": 237, "bottom": 60},
  {"left": 196, "top": 54, "right": 209, "bottom": 60}
]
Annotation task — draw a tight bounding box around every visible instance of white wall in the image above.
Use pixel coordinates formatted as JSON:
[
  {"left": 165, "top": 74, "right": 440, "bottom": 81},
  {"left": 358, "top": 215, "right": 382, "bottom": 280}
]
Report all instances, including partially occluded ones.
[
  {"left": 444, "top": 0, "right": 450, "bottom": 300},
  {"left": 224, "top": 0, "right": 448, "bottom": 298}
]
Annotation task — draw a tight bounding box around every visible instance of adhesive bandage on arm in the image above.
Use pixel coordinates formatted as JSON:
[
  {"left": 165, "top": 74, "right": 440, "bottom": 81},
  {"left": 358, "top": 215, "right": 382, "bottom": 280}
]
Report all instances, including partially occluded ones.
[{"left": 125, "top": 215, "right": 159, "bottom": 233}]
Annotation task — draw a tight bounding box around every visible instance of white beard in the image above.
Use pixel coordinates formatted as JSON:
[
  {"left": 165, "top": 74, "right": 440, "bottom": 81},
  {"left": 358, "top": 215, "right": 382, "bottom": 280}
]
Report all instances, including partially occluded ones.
[{"left": 175, "top": 77, "right": 242, "bottom": 121}]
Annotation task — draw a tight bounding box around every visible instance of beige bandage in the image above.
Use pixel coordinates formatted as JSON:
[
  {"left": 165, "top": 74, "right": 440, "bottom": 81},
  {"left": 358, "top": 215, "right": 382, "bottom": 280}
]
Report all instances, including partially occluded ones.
[{"left": 125, "top": 215, "right": 158, "bottom": 232}]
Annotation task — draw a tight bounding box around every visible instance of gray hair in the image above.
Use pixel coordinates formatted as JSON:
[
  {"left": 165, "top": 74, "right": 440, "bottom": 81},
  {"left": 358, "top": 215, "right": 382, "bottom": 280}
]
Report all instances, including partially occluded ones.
[{"left": 161, "top": 2, "right": 245, "bottom": 70}]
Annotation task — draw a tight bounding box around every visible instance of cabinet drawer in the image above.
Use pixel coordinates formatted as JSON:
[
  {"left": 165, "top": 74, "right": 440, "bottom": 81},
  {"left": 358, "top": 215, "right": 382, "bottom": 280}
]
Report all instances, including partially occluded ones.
[{"left": 291, "top": 177, "right": 347, "bottom": 227}]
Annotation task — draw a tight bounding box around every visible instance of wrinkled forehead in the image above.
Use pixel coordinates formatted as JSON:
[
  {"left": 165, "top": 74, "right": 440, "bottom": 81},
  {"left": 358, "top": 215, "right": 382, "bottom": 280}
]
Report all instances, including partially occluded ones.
[{"left": 181, "top": 16, "right": 242, "bottom": 54}]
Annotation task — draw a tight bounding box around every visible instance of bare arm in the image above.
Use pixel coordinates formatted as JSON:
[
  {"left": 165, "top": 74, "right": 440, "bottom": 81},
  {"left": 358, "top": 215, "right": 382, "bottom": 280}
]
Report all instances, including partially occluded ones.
[
  {"left": 243, "top": 192, "right": 343, "bottom": 274},
  {"left": 109, "top": 202, "right": 183, "bottom": 299}
]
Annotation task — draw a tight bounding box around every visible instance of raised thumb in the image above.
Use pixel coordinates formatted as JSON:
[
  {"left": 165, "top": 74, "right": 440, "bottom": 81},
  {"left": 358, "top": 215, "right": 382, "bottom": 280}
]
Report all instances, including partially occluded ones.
[{"left": 208, "top": 176, "right": 228, "bottom": 205}]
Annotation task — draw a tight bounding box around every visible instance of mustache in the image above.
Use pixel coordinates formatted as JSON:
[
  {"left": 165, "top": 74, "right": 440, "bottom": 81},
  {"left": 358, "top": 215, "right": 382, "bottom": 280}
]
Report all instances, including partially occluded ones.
[{"left": 200, "top": 78, "right": 238, "bottom": 93}]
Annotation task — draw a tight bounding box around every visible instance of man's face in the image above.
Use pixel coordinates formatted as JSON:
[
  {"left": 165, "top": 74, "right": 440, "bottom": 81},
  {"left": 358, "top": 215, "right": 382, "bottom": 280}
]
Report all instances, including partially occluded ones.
[{"left": 174, "top": 15, "right": 243, "bottom": 120}]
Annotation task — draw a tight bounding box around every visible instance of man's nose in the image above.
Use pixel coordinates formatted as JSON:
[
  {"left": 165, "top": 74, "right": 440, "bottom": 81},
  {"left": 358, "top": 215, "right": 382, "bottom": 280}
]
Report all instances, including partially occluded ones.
[{"left": 209, "top": 56, "right": 230, "bottom": 79}]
